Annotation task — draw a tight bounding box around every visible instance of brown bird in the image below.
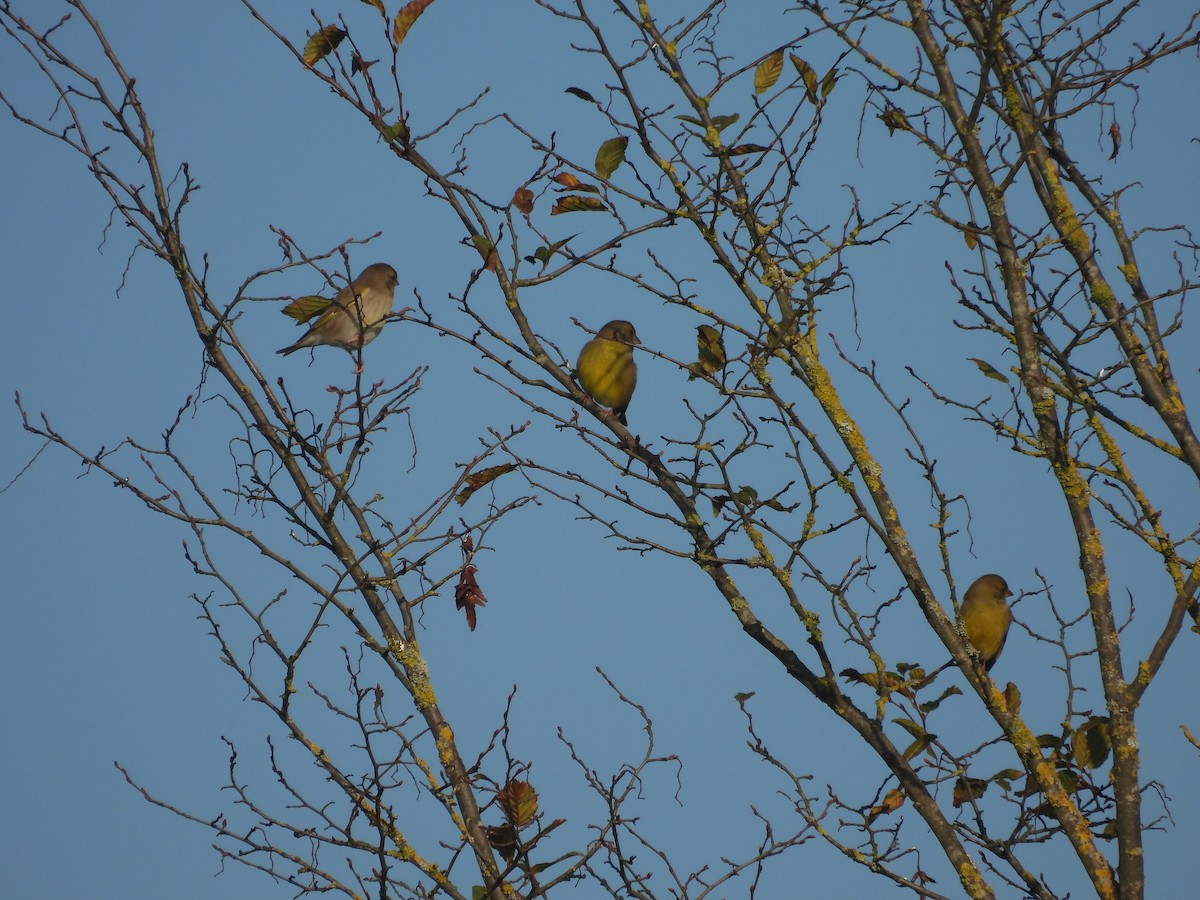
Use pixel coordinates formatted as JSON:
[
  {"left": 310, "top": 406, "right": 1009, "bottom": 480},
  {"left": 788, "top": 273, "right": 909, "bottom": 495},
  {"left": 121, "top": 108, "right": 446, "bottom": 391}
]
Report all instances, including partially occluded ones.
[
  {"left": 574, "top": 320, "right": 640, "bottom": 425},
  {"left": 278, "top": 262, "right": 399, "bottom": 357},
  {"left": 959, "top": 574, "right": 1013, "bottom": 671}
]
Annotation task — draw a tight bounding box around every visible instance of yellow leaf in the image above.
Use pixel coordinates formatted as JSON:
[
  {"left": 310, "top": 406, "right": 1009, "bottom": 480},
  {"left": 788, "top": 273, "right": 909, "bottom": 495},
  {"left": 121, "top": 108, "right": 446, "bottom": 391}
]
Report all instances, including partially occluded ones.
[
  {"left": 867, "top": 787, "right": 905, "bottom": 823},
  {"left": 789, "top": 54, "right": 818, "bottom": 103},
  {"left": 550, "top": 195, "right": 607, "bottom": 215},
  {"left": 303, "top": 25, "right": 346, "bottom": 67},
  {"left": 511, "top": 187, "right": 534, "bottom": 215},
  {"left": 688, "top": 324, "right": 727, "bottom": 379},
  {"left": 968, "top": 357, "right": 1009, "bottom": 383},
  {"left": 360, "top": 0, "right": 385, "bottom": 12},
  {"left": 455, "top": 463, "right": 519, "bottom": 505},
  {"left": 393, "top": 0, "right": 436, "bottom": 47},
  {"left": 595, "top": 135, "right": 629, "bottom": 180},
  {"left": 499, "top": 780, "right": 538, "bottom": 829},
  {"left": 1072, "top": 717, "right": 1112, "bottom": 770},
  {"left": 1003, "top": 682, "right": 1021, "bottom": 715},
  {"left": 754, "top": 48, "right": 784, "bottom": 95}
]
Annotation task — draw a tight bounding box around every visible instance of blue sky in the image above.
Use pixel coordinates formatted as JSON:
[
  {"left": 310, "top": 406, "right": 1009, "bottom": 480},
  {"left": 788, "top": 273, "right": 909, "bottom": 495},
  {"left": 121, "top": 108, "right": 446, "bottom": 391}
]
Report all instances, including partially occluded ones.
[{"left": 2, "top": 2, "right": 1198, "bottom": 897}]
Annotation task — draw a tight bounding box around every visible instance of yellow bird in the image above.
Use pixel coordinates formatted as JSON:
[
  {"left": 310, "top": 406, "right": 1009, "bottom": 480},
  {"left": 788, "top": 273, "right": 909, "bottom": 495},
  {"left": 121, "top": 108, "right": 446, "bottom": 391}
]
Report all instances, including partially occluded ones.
[
  {"left": 575, "top": 320, "right": 639, "bottom": 425},
  {"left": 960, "top": 574, "right": 1013, "bottom": 671}
]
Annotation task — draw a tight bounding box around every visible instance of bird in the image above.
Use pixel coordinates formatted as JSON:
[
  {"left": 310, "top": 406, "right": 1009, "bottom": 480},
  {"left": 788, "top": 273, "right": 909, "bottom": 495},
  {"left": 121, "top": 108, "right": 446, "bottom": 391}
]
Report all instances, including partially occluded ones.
[
  {"left": 574, "top": 320, "right": 639, "bottom": 425},
  {"left": 959, "top": 574, "right": 1013, "bottom": 672},
  {"left": 278, "top": 263, "right": 399, "bottom": 358}
]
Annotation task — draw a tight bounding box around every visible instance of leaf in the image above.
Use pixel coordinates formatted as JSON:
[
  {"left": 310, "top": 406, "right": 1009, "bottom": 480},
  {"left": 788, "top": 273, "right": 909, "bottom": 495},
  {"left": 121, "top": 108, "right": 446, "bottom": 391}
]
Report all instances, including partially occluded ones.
[
  {"left": 968, "top": 357, "right": 1009, "bottom": 383},
  {"left": 350, "top": 53, "right": 378, "bottom": 76},
  {"left": 867, "top": 787, "right": 905, "bottom": 823},
  {"left": 1003, "top": 682, "right": 1021, "bottom": 715},
  {"left": 551, "top": 195, "right": 607, "bottom": 215},
  {"left": 511, "top": 187, "right": 534, "bottom": 215},
  {"left": 733, "top": 485, "right": 758, "bottom": 504},
  {"left": 754, "top": 48, "right": 785, "bottom": 95},
  {"left": 498, "top": 780, "right": 538, "bottom": 829},
  {"left": 525, "top": 234, "right": 578, "bottom": 268},
  {"left": 917, "top": 684, "right": 962, "bottom": 714},
  {"left": 485, "top": 824, "right": 518, "bottom": 862},
  {"left": 688, "top": 324, "right": 727, "bottom": 380},
  {"left": 470, "top": 235, "right": 499, "bottom": 272},
  {"left": 595, "top": 135, "right": 629, "bottom": 180},
  {"left": 820, "top": 67, "right": 839, "bottom": 98},
  {"left": 1072, "top": 717, "right": 1112, "bottom": 770},
  {"left": 902, "top": 734, "right": 936, "bottom": 761},
  {"left": 565, "top": 86, "right": 596, "bottom": 103},
  {"left": 789, "top": 54, "right": 819, "bottom": 103},
  {"left": 726, "top": 143, "right": 769, "bottom": 156},
  {"left": 455, "top": 463, "right": 518, "bottom": 505},
  {"left": 992, "top": 768, "right": 1024, "bottom": 790},
  {"left": 303, "top": 25, "right": 346, "bottom": 67},
  {"left": 963, "top": 229, "right": 978, "bottom": 250},
  {"left": 393, "top": 0, "right": 436, "bottom": 46},
  {"left": 734, "top": 691, "right": 756, "bottom": 703},
  {"left": 281, "top": 295, "right": 332, "bottom": 324},
  {"left": 677, "top": 112, "right": 744, "bottom": 134},
  {"left": 360, "top": 0, "right": 385, "bottom": 11},
  {"left": 455, "top": 565, "right": 486, "bottom": 631},
  {"left": 552, "top": 172, "right": 600, "bottom": 194},
  {"left": 380, "top": 119, "right": 408, "bottom": 142},
  {"left": 1108, "top": 121, "right": 1121, "bottom": 160},
  {"left": 893, "top": 718, "right": 928, "bottom": 740},
  {"left": 953, "top": 777, "right": 989, "bottom": 808},
  {"left": 455, "top": 538, "right": 488, "bottom": 631}
]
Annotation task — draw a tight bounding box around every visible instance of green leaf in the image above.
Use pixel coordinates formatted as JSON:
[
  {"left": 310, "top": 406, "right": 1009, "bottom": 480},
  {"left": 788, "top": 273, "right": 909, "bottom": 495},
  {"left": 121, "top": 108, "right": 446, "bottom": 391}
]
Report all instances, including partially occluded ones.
[
  {"left": 595, "top": 135, "right": 629, "bottom": 180},
  {"left": 711, "top": 113, "right": 740, "bottom": 132},
  {"left": 303, "top": 25, "right": 346, "bottom": 67},
  {"left": 733, "top": 485, "right": 758, "bottom": 504},
  {"left": 754, "top": 48, "right": 785, "bottom": 95},
  {"left": 820, "top": 68, "right": 839, "bottom": 98},
  {"left": 380, "top": 119, "right": 408, "bottom": 142},
  {"left": 902, "top": 734, "right": 936, "bottom": 761}
]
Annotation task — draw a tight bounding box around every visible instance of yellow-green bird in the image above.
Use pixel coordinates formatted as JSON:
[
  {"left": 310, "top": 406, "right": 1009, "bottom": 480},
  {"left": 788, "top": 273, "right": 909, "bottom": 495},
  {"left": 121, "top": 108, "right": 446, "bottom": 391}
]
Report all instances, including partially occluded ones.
[
  {"left": 960, "top": 574, "right": 1013, "bottom": 671},
  {"left": 575, "top": 320, "right": 639, "bottom": 425},
  {"left": 278, "top": 263, "right": 399, "bottom": 357}
]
